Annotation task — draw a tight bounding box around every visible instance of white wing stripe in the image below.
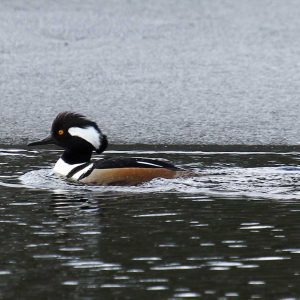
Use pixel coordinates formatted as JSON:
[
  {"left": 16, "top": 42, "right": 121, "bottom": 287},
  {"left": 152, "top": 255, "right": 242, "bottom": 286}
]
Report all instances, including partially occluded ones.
[{"left": 136, "top": 161, "right": 163, "bottom": 168}]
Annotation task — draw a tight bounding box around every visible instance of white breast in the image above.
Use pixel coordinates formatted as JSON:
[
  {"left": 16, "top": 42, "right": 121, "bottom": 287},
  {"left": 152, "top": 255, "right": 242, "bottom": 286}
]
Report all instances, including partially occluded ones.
[{"left": 53, "top": 158, "right": 92, "bottom": 180}]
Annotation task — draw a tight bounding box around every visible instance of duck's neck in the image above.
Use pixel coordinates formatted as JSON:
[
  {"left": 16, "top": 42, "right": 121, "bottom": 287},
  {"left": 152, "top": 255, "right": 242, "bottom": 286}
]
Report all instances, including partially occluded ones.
[
  {"left": 61, "top": 148, "right": 93, "bottom": 164},
  {"left": 53, "top": 148, "right": 93, "bottom": 177}
]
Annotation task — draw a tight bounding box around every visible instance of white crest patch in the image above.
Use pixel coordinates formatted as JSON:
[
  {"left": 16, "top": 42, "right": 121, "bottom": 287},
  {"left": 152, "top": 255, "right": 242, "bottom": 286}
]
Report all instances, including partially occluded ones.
[{"left": 68, "top": 126, "right": 101, "bottom": 149}]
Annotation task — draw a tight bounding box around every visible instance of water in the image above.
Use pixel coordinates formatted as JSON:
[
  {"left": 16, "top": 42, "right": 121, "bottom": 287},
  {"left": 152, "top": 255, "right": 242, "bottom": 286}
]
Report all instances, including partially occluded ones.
[
  {"left": 1, "top": 0, "right": 300, "bottom": 145},
  {"left": 1, "top": 146, "right": 300, "bottom": 299}
]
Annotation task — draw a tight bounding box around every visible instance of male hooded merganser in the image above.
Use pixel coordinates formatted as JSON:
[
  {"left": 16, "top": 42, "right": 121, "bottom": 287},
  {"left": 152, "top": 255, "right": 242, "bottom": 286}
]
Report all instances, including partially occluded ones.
[{"left": 28, "top": 112, "right": 191, "bottom": 185}]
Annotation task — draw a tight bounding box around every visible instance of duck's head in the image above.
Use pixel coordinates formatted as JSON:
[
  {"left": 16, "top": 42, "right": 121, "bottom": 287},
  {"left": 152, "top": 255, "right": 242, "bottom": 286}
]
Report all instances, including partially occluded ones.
[{"left": 28, "top": 112, "right": 108, "bottom": 154}]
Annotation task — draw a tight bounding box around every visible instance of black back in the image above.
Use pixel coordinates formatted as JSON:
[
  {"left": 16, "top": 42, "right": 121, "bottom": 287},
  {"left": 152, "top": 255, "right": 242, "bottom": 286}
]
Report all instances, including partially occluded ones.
[{"left": 93, "top": 157, "right": 181, "bottom": 171}]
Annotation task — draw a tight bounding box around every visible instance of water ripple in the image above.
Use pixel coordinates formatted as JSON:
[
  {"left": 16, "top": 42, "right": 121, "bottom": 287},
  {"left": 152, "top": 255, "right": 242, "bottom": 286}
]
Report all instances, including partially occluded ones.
[{"left": 18, "top": 165, "right": 300, "bottom": 200}]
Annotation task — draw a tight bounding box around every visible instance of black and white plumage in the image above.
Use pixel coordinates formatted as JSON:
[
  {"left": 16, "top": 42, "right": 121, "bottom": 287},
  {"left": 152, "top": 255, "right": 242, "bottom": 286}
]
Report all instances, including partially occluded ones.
[{"left": 28, "top": 112, "right": 192, "bottom": 185}]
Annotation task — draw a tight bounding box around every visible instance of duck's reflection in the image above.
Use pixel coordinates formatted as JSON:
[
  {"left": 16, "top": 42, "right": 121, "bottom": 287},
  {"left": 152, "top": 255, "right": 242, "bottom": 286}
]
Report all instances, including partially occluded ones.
[{"left": 50, "top": 191, "right": 101, "bottom": 219}]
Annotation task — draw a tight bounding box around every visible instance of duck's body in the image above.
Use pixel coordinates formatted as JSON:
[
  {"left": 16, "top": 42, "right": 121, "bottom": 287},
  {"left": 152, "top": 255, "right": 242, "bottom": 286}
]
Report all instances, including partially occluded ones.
[
  {"left": 54, "top": 156, "right": 188, "bottom": 185},
  {"left": 28, "top": 112, "right": 192, "bottom": 186}
]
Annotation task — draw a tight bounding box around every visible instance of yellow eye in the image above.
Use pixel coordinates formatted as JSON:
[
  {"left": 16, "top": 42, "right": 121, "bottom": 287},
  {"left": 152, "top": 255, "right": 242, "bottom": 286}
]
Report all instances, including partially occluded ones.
[{"left": 58, "top": 129, "right": 64, "bottom": 136}]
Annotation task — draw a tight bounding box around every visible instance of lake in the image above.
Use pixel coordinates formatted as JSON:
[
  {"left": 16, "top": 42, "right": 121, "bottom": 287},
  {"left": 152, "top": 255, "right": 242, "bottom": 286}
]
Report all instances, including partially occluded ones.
[{"left": 0, "top": 145, "right": 299, "bottom": 299}]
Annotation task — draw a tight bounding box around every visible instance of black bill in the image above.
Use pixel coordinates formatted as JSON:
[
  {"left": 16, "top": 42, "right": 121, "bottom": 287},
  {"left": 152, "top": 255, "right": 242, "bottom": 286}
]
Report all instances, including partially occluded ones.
[{"left": 28, "top": 135, "right": 55, "bottom": 146}]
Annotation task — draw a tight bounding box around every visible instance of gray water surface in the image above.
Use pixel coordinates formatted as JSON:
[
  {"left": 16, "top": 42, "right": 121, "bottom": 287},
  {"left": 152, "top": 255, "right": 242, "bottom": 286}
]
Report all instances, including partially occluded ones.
[
  {"left": 1, "top": 0, "right": 300, "bottom": 145},
  {"left": 0, "top": 146, "right": 300, "bottom": 299}
]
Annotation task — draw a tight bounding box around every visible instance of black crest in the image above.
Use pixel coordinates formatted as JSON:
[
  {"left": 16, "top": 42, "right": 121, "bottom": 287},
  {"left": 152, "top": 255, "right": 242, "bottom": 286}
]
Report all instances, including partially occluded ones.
[
  {"left": 51, "top": 112, "right": 100, "bottom": 134},
  {"left": 51, "top": 112, "right": 108, "bottom": 154}
]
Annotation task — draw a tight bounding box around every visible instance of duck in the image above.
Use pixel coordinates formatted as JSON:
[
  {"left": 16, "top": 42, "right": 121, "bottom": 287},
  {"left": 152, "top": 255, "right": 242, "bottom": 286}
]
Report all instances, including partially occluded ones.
[{"left": 28, "top": 112, "right": 192, "bottom": 185}]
